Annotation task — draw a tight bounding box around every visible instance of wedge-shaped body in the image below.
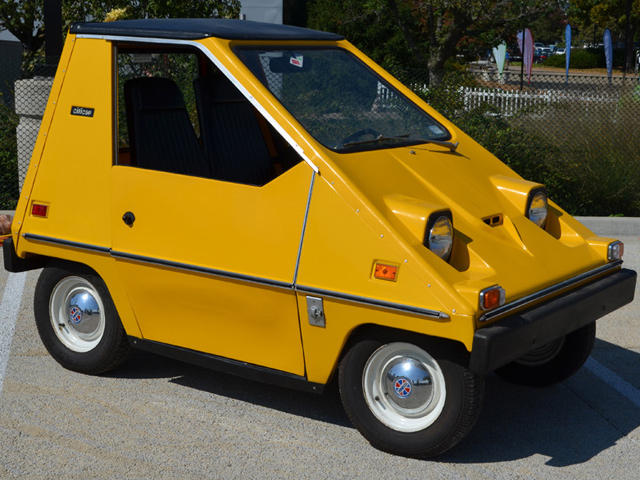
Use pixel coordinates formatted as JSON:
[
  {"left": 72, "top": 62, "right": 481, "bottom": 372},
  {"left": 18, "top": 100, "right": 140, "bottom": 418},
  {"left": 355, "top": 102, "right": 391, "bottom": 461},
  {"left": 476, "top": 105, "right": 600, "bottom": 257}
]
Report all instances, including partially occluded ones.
[{"left": 4, "top": 18, "right": 636, "bottom": 457}]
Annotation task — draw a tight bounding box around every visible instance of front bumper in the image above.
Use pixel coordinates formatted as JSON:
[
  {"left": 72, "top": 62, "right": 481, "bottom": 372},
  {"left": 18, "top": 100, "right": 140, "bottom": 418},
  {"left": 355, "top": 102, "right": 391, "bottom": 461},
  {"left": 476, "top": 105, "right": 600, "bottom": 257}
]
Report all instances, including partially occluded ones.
[{"left": 469, "top": 268, "right": 636, "bottom": 375}]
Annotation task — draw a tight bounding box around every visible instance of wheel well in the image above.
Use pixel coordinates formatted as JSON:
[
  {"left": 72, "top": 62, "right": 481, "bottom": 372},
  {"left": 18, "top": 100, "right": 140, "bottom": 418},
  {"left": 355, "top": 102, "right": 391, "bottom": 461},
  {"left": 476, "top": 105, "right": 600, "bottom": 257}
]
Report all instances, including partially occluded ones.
[
  {"left": 43, "top": 257, "right": 101, "bottom": 277},
  {"left": 334, "top": 324, "right": 470, "bottom": 378}
]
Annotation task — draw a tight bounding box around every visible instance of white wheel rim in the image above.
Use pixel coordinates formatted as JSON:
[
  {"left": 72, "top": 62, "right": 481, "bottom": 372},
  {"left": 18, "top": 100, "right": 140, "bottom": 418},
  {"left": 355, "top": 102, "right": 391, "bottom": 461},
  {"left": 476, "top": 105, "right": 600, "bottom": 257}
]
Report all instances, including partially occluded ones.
[
  {"left": 49, "top": 276, "right": 105, "bottom": 353},
  {"left": 362, "top": 342, "right": 446, "bottom": 433}
]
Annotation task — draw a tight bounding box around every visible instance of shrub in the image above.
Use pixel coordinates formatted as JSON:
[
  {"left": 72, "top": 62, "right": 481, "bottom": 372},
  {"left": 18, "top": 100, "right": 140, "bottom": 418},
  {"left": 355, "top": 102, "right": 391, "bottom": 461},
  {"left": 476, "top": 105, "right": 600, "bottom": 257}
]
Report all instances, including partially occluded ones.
[
  {"left": 543, "top": 48, "right": 626, "bottom": 69},
  {"left": 0, "top": 101, "right": 19, "bottom": 210},
  {"left": 509, "top": 97, "right": 640, "bottom": 215}
]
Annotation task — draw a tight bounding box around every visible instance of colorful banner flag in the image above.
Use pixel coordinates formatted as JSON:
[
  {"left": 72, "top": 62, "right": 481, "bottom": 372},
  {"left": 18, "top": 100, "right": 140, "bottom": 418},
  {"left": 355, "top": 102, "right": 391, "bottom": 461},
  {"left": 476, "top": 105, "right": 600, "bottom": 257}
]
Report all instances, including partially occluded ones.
[
  {"left": 565, "top": 24, "right": 571, "bottom": 83},
  {"left": 492, "top": 42, "right": 507, "bottom": 75},
  {"left": 517, "top": 28, "right": 534, "bottom": 83},
  {"left": 603, "top": 29, "right": 613, "bottom": 84}
]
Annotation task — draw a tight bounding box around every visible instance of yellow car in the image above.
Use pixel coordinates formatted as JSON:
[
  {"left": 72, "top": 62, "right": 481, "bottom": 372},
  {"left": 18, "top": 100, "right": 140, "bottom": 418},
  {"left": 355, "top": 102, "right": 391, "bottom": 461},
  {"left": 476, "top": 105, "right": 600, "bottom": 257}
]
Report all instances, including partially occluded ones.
[{"left": 3, "top": 18, "right": 636, "bottom": 458}]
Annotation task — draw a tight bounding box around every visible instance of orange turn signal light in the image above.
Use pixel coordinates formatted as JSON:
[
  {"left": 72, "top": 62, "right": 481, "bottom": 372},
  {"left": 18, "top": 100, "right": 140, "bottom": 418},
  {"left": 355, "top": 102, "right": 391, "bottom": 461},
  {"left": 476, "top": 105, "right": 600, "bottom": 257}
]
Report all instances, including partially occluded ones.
[
  {"left": 31, "top": 203, "right": 48, "bottom": 217},
  {"left": 479, "top": 285, "right": 505, "bottom": 311},
  {"left": 374, "top": 262, "right": 398, "bottom": 282}
]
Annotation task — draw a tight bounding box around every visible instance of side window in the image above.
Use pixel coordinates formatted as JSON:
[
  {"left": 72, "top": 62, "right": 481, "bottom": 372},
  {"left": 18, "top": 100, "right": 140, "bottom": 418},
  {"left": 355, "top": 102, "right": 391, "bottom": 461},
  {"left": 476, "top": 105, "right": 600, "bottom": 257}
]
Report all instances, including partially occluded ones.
[{"left": 114, "top": 44, "right": 302, "bottom": 186}]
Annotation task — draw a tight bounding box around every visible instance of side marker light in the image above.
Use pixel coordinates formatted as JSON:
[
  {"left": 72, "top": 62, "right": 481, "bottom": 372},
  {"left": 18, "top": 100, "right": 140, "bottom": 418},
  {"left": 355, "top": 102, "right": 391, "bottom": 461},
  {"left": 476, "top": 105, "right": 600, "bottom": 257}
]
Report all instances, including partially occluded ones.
[
  {"left": 479, "top": 285, "right": 506, "bottom": 311},
  {"left": 31, "top": 203, "right": 48, "bottom": 217},
  {"left": 374, "top": 263, "right": 398, "bottom": 281}
]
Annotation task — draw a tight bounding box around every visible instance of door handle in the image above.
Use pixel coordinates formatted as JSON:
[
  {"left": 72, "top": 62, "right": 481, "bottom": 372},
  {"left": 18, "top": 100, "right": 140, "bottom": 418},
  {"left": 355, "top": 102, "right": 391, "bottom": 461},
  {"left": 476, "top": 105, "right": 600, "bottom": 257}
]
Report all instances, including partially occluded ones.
[{"left": 122, "top": 211, "right": 135, "bottom": 227}]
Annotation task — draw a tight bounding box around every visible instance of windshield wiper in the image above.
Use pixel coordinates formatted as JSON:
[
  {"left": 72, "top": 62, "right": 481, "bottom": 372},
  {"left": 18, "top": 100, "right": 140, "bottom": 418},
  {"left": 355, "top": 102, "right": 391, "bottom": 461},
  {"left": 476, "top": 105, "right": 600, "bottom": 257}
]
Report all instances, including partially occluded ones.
[{"left": 341, "top": 134, "right": 459, "bottom": 152}]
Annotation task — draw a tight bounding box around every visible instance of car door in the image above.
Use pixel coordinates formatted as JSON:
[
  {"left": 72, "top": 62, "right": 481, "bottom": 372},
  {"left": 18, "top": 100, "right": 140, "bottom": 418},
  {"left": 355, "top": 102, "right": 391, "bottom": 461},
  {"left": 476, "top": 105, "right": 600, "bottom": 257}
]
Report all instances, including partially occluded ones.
[{"left": 110, "top": 44, "right": 312, "bottom": 376}]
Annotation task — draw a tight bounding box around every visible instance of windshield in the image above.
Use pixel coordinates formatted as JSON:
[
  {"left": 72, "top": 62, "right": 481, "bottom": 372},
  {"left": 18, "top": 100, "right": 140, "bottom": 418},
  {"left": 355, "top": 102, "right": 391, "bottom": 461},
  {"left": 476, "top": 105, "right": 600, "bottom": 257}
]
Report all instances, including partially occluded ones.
[{"left": 234, "top": 47, "right": 450, "bottom": 153}]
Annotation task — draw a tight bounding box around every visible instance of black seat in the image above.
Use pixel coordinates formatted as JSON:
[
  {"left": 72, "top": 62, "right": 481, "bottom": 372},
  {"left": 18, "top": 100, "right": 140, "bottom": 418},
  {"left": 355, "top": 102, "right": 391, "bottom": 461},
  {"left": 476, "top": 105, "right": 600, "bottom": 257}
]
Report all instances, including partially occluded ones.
[
  {"left": 194, "top": 75, "right": 273, "bottom": 185},
  {"left": 124, "top": 77, "right": 210, "bottom": 178}
]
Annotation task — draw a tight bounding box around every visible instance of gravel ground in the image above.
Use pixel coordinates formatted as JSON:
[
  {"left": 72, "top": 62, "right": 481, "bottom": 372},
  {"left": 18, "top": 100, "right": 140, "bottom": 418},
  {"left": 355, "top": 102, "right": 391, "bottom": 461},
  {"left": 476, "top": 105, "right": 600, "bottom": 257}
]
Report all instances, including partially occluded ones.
[{"left": 0, "top": 224, "right": 638, "bottom": 479}]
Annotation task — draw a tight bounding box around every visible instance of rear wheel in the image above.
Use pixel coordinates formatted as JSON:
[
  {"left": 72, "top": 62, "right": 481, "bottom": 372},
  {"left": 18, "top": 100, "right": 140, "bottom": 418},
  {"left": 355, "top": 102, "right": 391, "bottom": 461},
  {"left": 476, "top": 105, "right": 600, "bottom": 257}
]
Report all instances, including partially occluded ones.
[
  {"left": 34, "top": 264, "right": 130, "bottom": 374},
  {"left": 495, "top": 322, "right": 595, "bottom": 387},
  {"left": 338, "top": 339, "right": 484, "bottom": 458}
]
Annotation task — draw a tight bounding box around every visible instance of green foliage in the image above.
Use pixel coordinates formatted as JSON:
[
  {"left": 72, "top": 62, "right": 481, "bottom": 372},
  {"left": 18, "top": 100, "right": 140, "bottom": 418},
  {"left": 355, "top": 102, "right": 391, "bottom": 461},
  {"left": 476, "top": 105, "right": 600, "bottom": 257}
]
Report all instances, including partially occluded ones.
[
  {"left": 308, "top": 0, "right": 420, "bottom": 77},
  {"left": 308, "top": 0, "right": 561, "bottom": 86},
  {"left": 0, "top": 101, "right": 19, "bottom": 209},
  {"left": 63, "top": 0, "right": 241, "bottom": 25},
  {"left": 543, "top": 48, "right": 627, "bottom": 69},
  {"left": 0, "top": 0, "right": 241, "bottom": 75},
  {"left": 519, "top": 98, "right": 640, "bottom": 216},
  {"left": 570, "top": 0, "right": 640, "bottom": 35}
]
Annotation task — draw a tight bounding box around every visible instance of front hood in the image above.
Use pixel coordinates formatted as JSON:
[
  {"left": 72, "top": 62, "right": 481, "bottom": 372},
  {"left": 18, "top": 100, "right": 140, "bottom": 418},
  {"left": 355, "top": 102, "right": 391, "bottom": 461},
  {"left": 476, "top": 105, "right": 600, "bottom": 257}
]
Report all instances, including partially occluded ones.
[{"left": 328, "top": 136, "right": 609, "bottom": 310}]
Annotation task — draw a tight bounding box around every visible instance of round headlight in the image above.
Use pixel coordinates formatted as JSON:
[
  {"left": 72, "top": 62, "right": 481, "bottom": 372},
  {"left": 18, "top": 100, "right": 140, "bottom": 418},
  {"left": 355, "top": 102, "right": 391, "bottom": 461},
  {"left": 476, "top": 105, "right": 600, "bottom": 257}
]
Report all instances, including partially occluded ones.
[
  {"left": 527, "top": 190, "right": 548, "bottom": 228},
  {"left": 426, "top": 214, "right": 453, "bottom": 260}
]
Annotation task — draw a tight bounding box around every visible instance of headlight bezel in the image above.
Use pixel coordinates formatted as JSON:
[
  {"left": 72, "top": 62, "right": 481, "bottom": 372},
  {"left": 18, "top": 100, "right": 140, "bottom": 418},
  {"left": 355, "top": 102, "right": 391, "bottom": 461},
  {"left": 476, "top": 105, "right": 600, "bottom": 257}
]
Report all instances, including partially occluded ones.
[
  {"left": 525, "top": 187, "right": 548, "bottom": 228},
  {"left": 607, "top": 240, "right": 624, "bottom": 262},
  {"left": 424, "top": 210, "right": 454, "bottom": 262}
]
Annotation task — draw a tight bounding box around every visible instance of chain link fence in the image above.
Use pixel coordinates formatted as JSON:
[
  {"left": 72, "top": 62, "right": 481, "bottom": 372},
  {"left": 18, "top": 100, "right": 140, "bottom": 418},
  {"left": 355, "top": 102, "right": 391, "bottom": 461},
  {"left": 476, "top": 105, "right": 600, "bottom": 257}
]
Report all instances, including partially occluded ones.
[
  {"left": 1, "top": 64, "right": 55, "bottom": 211},
  {"left": 457, "top": 69, "right": 638, "bottom": 140},
  {"left": 1, "top": 59, "right": 639, "bottom": 214},
  {"left": 403, "top": 68, "right": 640, "bottom": 215}
]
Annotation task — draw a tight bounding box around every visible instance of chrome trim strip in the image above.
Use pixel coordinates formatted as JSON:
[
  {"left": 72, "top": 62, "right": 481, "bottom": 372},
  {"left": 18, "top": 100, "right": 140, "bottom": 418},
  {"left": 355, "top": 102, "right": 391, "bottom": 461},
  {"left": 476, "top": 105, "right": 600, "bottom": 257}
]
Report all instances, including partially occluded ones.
[
  {"left": 110, "top": 250, "right": 293, "bottom": 290},
  {"left": 293, "top": 170, "right": 315, "bottom": 285},
  {"left": 23, "top": 233, "right": 292, "bottom": 289},
  {"left": 295, "top": 285, "right": 449, "bottom": 320},
  {"left": 26, "top": 234, "right": 450, "bottom": 319},
  {"left": 478, "top": 261, "right": 623, "bottom": 323},
  {"left": 76, "top": 33, "right": 319, "bottom": 173},
  {"left": 23, "top": 233, "right": 110, "bottom": 254}
]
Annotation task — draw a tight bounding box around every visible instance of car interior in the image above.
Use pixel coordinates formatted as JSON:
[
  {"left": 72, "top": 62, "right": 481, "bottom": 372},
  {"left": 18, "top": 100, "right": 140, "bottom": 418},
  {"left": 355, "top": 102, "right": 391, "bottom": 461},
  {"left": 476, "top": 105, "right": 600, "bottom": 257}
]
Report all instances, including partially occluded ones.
[{"left": 116, "top": 45, "right": 302, "bottom": 186}]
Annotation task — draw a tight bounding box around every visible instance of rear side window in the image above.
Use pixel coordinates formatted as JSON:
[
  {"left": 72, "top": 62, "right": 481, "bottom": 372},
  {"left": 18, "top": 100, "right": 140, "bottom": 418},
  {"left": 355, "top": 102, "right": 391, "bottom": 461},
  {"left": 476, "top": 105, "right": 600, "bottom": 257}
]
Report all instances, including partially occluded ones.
[
  {"left": 113, "top": 44, "right": 302, "bottom": 186},
  {"left": 115, "top": 48, "right": 201, "bottom": 166}
]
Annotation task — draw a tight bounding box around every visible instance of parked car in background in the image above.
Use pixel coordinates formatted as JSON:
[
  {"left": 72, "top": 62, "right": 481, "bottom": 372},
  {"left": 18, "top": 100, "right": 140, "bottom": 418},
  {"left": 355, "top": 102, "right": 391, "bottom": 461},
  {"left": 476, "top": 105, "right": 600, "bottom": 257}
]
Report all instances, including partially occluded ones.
[{"left": 534, "top": 48, "right": 549, "bottom": 63}]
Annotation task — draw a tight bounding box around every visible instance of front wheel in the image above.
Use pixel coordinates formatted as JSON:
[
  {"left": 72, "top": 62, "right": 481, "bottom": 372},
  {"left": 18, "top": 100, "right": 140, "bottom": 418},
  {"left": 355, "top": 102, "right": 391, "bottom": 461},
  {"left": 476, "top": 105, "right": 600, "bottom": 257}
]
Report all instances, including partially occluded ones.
[
  {"left": 495, "top": 322, "right": 595, "bottom": 387},
  {"left": 338, "top": 340, "right": 484, "bottom": 458},
  {"left": 34, "top": 264, "right": 130, "bottom": 374}
]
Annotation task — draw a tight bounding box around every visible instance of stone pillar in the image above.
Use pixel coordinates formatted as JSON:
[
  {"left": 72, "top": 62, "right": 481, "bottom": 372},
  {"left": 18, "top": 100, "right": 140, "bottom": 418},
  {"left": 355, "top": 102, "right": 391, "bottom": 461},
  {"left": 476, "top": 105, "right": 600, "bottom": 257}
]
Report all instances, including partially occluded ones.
[{"left": 14, "top": 77, "right": 54, "bottom": 190}]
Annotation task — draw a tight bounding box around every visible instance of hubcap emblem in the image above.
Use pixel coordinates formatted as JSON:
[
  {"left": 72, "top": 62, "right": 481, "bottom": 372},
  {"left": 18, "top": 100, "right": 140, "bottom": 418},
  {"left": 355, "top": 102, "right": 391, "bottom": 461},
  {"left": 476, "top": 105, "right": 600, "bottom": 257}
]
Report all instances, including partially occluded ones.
[
  {"left": 69, "top": 306, "right": 82, "bottom": 325},
  {"left": 393, "top": 377, "right": 412, "bottom": 398}
]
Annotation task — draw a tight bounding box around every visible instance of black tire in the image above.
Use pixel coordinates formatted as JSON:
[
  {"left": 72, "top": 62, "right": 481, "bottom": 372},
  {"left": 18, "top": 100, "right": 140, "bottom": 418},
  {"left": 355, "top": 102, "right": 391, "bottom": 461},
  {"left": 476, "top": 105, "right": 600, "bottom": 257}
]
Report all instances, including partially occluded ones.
[
  {"left": 338, "top": 339, "right": 484, "bottom": 458},
  {"left": 495, "top": 322, "right": 596, "bottom": 387},
  {"left": 34, "top": 263, "right": 130, "bottom": 374}
]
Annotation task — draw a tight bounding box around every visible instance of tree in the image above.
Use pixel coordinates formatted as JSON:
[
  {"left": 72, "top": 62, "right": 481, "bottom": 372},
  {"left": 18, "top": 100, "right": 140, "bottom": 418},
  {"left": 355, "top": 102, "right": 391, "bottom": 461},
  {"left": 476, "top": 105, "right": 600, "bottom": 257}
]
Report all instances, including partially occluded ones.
[
  {"left": 0, "top": 0, "right": 241, "bottom": 76},
  {"left": 309, "top": 0, "right": 564, "bottom": 86},
  {"left": 571, "top": 0, "right": 640, "bottom": 72}
]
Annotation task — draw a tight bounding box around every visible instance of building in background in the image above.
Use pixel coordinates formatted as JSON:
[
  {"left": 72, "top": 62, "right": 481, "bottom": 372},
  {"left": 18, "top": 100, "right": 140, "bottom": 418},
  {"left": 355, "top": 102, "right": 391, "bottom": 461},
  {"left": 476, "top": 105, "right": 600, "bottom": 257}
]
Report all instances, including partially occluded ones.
[
  {"left": 0, "top": 26, "right": 22, "bottom": 107},
  {"left": 240, "top": 0, "right": 282, "bottom": 24}
]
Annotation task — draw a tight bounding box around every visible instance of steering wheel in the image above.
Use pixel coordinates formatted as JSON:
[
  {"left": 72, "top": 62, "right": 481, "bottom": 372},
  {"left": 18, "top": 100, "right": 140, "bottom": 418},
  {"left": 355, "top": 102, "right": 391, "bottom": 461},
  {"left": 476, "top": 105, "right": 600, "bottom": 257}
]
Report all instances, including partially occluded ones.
[{"left": 339, "top": 128, "right": 381, "bottom": 147}]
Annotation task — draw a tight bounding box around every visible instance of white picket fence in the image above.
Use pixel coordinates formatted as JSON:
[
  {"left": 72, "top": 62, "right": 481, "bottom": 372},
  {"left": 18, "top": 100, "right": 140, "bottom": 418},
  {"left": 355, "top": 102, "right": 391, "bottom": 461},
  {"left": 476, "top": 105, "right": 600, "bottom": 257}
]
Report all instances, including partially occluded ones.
[
  {"left": 461, "top": 87, "right": 553, "bottom": 115},
  {"left": 459, "top": 86, "right": 621, "bottom": 116},
  {"left": 377, "top": 81, "right": 626, "bottom": 116}
]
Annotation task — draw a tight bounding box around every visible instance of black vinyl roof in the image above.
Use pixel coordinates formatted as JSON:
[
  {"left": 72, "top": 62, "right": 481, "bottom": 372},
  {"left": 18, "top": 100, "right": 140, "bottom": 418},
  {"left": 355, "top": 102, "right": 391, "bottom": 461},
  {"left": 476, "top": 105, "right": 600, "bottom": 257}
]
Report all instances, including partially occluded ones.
[{"left": 70, "top": 18, "right": 343, "bottom": 41}]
